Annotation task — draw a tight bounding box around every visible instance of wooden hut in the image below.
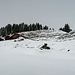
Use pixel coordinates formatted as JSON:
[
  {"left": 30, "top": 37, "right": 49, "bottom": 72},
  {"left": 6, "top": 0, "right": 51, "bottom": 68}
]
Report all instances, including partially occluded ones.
[
  {"left": 5, "top": 35, "right": 10, "bottom": 40},
  {"left": 11, "top": 33, "right": 20, "bottom": 39},
  {"left": 21, "top": 35, "right": 28, "bottom": 39}
]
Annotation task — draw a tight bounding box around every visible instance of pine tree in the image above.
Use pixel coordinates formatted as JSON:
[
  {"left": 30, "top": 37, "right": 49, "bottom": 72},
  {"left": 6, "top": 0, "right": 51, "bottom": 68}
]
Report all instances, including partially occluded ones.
[
  {"left": 43, "top": 25, "right": 48, "bottom": 30},
  {"left": 5, "top": 24, "right": 12, "bottom": 35},
  {"left": 59, "top": 24, "right": 72, "bottom": 33}
]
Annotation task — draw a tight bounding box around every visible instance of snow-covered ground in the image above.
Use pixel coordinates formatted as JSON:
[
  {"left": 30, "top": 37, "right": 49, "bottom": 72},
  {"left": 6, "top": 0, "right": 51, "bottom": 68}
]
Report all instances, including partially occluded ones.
[{"left": 0, "top": 30, "right": 75, "bottom": 75}]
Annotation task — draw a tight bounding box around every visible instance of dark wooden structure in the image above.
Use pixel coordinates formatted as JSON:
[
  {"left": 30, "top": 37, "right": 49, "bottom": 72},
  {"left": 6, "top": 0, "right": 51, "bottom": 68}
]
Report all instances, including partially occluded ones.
[
  {"left": 11, "top": 33, "right": 20, "bottom": 39},
  {"left": 21, "top": 35, "right": 28, "bottom": 39},
  {"left": 5, "top": 35, "right": 10, "bottom": 40}
]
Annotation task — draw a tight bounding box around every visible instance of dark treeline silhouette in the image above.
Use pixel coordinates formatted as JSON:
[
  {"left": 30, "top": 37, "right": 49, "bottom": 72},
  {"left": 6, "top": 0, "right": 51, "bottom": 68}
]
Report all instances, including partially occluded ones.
[
  {"left": 59, "top": 24, "right": 72, "bottom": 33},
  {"left": 0, "top": 23, "right": 48, "bottom": 37}
]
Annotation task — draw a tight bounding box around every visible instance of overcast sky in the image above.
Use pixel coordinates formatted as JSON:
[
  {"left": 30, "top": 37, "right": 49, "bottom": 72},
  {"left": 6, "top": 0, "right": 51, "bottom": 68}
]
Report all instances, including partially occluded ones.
[{"left": 0, "top": 0, "right": 75, "bottom": 30}]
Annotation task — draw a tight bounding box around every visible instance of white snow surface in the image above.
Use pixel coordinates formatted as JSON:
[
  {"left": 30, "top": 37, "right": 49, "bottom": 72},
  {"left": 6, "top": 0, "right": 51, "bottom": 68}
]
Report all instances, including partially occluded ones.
[{"left": 0, "top": 30, "right": 75, "bottom": 75}]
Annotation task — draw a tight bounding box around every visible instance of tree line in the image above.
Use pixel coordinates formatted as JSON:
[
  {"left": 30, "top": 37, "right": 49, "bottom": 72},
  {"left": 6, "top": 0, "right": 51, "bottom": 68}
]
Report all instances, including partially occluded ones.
[
  {"left": 0, "top": 22, "right": 72, "bottom": 37},
  {"left": 0, "top": 23, "right": 49, "bottom": 37}
]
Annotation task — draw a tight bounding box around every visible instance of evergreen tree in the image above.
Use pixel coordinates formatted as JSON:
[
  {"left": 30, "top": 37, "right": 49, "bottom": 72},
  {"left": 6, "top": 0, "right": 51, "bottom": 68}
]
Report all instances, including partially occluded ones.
[
  {"left": 5, "top": 24, "right": 12, "bottom": 35},
  {"left": 1, "top": 27, "right": 6, "bottom": 37},
  {"left": 12, "top": 24, "right": 19, "bottom": 33},
  {"left": 43, "top": 25, "right": 48, "bottom": 30},
  {"left": 29, "top": 24, "right": 32, "bottom": 31},
  {"left": 19, "top": 22, "right": 24, "bottom": 32},
  {"left": 24, "top": 24, "right": 29, "bottom": 31},
  {"left": 32, "top": 23, "right": 36, "bottom": 31},
  {"left": 39, "top": 24, "right": 42, "bottom": 30},
  {"left": 59, "top": 24, "right": 72, "bottom": 33}
]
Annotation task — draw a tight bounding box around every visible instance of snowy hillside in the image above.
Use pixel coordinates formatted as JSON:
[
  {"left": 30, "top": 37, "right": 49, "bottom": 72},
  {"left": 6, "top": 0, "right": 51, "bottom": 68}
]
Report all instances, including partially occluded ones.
[{"left": 0, "top": 30, "right": 75, "bottom": 75}]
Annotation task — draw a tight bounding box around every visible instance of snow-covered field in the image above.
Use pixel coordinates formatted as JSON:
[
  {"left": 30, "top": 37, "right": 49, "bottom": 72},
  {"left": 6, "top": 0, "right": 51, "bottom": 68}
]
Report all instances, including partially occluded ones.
[{"left": 0, "top": 30, "right": 75, "bottom": 75}]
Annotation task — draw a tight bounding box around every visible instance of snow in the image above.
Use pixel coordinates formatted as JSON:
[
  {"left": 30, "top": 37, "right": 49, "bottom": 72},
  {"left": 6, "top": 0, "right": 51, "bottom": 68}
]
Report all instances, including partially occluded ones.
[{"left": 0, "top": 30, "right": 75, "bottom": 75}]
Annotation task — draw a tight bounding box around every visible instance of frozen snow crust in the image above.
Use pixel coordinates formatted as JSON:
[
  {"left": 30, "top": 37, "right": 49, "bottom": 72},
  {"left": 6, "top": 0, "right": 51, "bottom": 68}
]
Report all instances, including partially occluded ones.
[{"left": 0, "top": 30, "right": 75, "bottom": 75}]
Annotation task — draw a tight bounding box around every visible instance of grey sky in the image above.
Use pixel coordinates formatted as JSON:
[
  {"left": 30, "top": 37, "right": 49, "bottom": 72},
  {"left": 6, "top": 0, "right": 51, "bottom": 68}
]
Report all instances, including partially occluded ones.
[{"left": 0, "top": 0, "right": 75, "bottom": 30}]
